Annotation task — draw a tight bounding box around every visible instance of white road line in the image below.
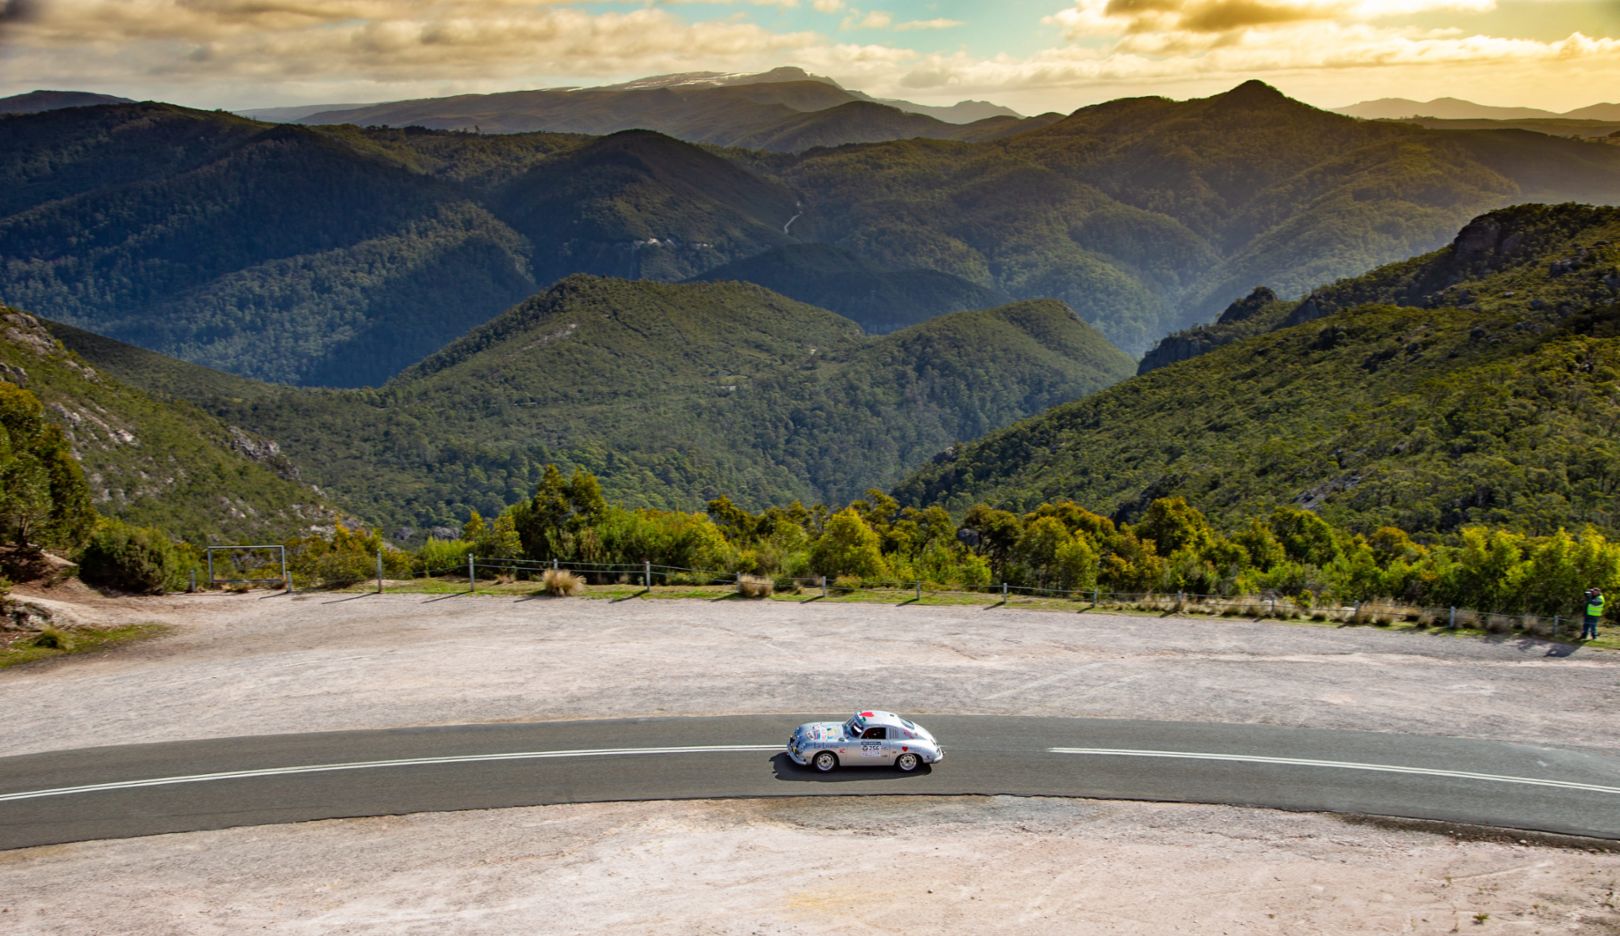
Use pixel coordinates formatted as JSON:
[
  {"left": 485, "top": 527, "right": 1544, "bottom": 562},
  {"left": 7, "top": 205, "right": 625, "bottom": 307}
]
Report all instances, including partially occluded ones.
[
  {"left": 1048, "top": 748, "right": 1620, "bottom": 795},
  {"left": 0, "top": 745, "right": 781, "bottom": 803}
]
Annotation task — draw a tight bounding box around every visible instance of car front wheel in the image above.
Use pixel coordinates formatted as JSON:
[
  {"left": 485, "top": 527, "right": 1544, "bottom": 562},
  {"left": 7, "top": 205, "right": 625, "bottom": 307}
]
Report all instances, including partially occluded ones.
[
  {"left": 813, "top": 751, "right": 838, "bottom": 772},
  {"left": 895, "top": 752, "right": 920, "bottom": 772}
]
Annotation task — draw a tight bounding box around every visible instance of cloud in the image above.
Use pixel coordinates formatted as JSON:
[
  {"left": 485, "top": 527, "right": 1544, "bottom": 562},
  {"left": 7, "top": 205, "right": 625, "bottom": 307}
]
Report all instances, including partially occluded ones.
[
  {"left": 811, "top": 0, "right": 844, "bottom": 10},
  {"left": 894, "top": 18, "right": 964, "bottom": 32},
  {"left": 2, "top": 1, "right": 822, "bottom": 82},
  {"left": 1051, "top": 0, "right": 1497, "bottom": 40},
  {"left": 841, "top": 9, "right": 892, "bottom": 29}
]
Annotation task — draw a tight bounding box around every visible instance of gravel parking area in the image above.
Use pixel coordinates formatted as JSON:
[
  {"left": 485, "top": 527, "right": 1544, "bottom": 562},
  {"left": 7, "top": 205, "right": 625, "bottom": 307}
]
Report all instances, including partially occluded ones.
[{"left": 2, "top": 588, "right": 1617, "bottom": 933}]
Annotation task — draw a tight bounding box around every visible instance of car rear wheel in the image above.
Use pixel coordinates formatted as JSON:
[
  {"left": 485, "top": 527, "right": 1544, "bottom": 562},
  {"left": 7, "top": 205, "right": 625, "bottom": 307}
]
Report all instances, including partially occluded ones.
[
  {"left": 813, "top": 751, "right": 838, "bottom": 773},
  {"left": 895, "top": 752, "right": 920, "bottom": 772}
]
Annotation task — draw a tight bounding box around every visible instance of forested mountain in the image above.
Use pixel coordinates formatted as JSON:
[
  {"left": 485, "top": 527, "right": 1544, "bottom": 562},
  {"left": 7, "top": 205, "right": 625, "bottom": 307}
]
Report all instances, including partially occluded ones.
[
  {"left": 0, "top": 104, "right": 546, "bottom": 386},
  {"left": 0, "top": 90, "right": 132, "bottom": 114},
  {"left": 1140, "top": 203, "right": 1620, "bottom": 371},
  {"left": 1336, "top": 97, "right": 1620, "bottom": 122},
  {"left": 282, "top": 68, "right": 1040, "bottom": 151},
  {"left": 687, "top": 243, "right": 1012, "bottom": 333},
  {"left": 897, "top": 204, "right": 1620, "bottom": 538},
  {"left": 1, "top": 306, "right": 335, "bottom": 543},
  {"left": 50, "top": 277, "right": 1134, "bottom": 537},
  {"left": 6, "top": 82, "right": 1620, "bottom": 383}
]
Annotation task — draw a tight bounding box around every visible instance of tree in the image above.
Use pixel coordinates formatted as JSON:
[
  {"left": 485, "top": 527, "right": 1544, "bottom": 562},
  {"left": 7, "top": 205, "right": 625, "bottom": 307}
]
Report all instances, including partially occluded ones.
[
  {"left": 1268, "top": 506, "right": 1340, "bottom": 568},
  {"left": 0, "top": 382, "right": 95, "bottom": 551},
  {"left": 1134, "top": 496, "right": 1216, "bottom": 558},
  {"left": 810, "top": 508, "right": 887, "bottom": 580},
  {"left": 511, "top": 464, "right": 609, "bottom": 561}
]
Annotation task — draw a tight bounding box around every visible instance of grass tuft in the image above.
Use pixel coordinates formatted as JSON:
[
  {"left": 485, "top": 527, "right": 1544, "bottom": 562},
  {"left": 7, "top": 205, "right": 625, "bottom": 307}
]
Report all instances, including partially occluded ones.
[
  {"left": 737, "top": 575, "right": 774, "bottom": 599},
  {"left": 539, "top": 568, "right": 585, "bottom": 597}
]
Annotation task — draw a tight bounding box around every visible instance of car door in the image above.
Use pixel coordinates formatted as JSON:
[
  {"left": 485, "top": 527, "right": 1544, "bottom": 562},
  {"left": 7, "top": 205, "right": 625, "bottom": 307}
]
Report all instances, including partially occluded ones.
[{"left": 858, "top": 726, "right": 892, "bottom": 764}]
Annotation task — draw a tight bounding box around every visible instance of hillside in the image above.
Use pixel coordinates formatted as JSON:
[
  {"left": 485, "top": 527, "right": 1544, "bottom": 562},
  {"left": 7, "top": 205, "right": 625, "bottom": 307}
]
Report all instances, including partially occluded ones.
[
  {"left": 0, "top": 105, "right": 544, "bottom": 386},
  {"left": 497, "top": 130, "right": 800, "bottom": 284},
  {"left": 6, "top": 83, "right": 1620, "bottom": 379},
  {"left": 1140, "top": 203, "right": 1620, "bottom": 371},
  {"left": 0, "top": 305, "right": 336, "bottom": 543},
  {"left": 53, "top": 277, "right": 1135, "bottom": 535},
  {"left": 287, "top": 68, "right": 1035, "bottom": 151},
  {"left": 686, "top": 243, "right": 1012, "bottom": 333},
  {"left": 0, "top": 90, "right": 132, "bottom": 114},
  {"left": 1336, "top": 97, "right": 1620, "bottom": 122},
  {"left": 782, "top": 82, "right": 1620, "bottom": 353},
  {"left": 896, "top": 204, "right": 1620, "bottom": 538}
]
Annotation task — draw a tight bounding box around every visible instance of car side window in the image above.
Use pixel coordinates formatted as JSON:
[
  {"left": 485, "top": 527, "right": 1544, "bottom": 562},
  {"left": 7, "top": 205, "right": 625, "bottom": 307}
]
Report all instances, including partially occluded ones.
[{"left": 861, "top": 726, "right": 886, "bottom": 740}]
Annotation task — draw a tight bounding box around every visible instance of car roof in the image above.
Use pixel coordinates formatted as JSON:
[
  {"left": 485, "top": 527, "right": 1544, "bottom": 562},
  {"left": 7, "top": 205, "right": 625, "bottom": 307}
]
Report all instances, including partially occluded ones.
[{"left": 852, "top": 710, "right": 910, "bottom": 727}]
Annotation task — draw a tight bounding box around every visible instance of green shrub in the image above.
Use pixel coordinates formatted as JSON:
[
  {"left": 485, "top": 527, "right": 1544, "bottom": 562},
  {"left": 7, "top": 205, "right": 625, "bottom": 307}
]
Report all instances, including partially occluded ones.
[
  {"left": 29, "top": 628, "right": 73, "bottom": 650},
  {"left": 78, "top": 519, "right": 184, "bottom": 594},
  {"left": 417, "top": 537, "right": 472, "bottom": 576}
]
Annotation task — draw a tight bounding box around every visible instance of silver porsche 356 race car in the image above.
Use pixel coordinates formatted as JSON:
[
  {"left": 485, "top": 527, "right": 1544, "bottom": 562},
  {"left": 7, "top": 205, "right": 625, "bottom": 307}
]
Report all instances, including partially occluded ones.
[{"left": 786, "top": 710, "right": 944, "bottom": 773}]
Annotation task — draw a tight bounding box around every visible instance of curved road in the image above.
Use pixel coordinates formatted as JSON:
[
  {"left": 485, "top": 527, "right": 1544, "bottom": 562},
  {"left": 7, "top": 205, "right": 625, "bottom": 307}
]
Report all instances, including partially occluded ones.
[{"left": 2, "top": 716, "right": 1618, "bottom": 850}]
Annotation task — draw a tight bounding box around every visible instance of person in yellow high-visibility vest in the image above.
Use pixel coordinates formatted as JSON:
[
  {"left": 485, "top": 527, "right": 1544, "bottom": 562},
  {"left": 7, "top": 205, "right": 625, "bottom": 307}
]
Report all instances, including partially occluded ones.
[{"left": 1583, "top": 587, "right": 1605, "bottom": 640}]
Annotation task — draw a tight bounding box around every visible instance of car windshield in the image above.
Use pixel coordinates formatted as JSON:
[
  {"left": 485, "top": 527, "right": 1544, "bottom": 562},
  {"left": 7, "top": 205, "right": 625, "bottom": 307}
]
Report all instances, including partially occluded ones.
[{"left": 845, "top": 716, "right": 865, "bottom": 737}]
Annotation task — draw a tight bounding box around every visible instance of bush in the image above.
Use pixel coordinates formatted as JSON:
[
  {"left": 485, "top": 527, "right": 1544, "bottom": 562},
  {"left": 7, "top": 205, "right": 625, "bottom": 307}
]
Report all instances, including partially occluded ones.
[
  {"left": 417, "top": 537, "right": 472, "bottom": 576},
  {"left": 29, "top": 627, "right": 73, "bottom": 650},
  {"left": 539, "top": 568, "right": 584, "bottom": 596},
  {"left": 78, "top": 519, "right": 185, "bottom": 594},
  {"left": 737, "top": 574, "right": 774, "bottom": 599}
]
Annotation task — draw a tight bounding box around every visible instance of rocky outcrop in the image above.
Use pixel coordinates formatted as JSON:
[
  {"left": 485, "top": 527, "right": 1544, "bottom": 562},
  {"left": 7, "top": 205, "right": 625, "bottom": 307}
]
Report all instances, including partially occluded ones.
[{"left": 1138, "top": 286, "right": 1281, "bottom": 373}]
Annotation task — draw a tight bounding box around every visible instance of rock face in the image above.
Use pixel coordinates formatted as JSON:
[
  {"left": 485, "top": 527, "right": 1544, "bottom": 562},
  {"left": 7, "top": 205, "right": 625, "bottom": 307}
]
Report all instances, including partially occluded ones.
[
  {"left": 1138, "top": 286, "right": 1280, "bottom": 373},
  {"left": 1216, "top": 287, "right": 1278, "bottom": 325}
]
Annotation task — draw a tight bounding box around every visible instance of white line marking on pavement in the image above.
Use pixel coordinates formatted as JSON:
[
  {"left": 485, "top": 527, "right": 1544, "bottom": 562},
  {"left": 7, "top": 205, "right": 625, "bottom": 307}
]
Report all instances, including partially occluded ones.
[
  {"left": 1048, "top": 748, "right": 1620, "bottom": 795},
  {"left": 0, "top": 745, "right": 782, "bottom": 803}
]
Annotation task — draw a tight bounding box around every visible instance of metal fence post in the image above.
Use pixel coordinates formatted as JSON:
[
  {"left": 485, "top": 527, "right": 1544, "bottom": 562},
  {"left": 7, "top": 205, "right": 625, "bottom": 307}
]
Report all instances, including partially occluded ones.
[
  {"left": 1002, "top": 581, "right": 1008, "bottom": 602},
  {"left": 188, "top": 568, "right": 197, "bottom": 593},
  {"left": 1092, "top": 587, "right": 1099, "bottom": 606},
  {"left": 206, "top": 549, "right": 214, "bottom": 589},
  {"left": 376, "top": 547, "right": 383, "bottom": 595},
  {"left": 552, "top": 558, "right": 558, "bottom": 571},
  {"left": 644, "top": 560, "right": 651, "bottom": 589},
  {"left": 1554, "top": 614, "right": 1562, "bottom": 636},
  {"left": 1449, "top": 606, "right": 1456, "bottom": 629},
  {"left": 916, "top": 581, "right": 922, "bottom": 601},
  {"left": 821, "top": 575, "right": 828, "bottom": 598},
  {"left": 281, "top": 548, "right": 290, "bottom": 593},
  {"left": 469, "top": 555, "right": 475, "bottom": 593}
]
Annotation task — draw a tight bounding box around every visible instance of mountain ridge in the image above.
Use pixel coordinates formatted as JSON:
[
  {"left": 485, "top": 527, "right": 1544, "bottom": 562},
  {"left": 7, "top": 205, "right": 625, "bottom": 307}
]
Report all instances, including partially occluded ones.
[
  {"left": 897, "top": 204, "right": 1620, "bottom": 538},
  {"left": 50, "top": 276, "right": 1136, "bottom": 535}
]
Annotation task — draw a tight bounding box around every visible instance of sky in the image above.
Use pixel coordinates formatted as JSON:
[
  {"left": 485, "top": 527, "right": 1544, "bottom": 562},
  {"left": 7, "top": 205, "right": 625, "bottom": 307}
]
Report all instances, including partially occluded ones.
[{"left": 1, "top": 0, "right": 1617, "bottom": 113}]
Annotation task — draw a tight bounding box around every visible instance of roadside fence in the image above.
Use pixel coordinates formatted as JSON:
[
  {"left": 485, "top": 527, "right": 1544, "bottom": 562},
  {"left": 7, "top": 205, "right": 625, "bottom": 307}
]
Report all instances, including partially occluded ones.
[{"left": 434, "top": 557, "right": 1588, "bottom": 639}]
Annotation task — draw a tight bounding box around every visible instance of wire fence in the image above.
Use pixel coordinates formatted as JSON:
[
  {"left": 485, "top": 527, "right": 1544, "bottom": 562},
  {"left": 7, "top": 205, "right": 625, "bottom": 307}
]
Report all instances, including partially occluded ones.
[
  {"left": 436, "top": 557, "right": 1591, "bottom": 640},
  {"left": 208, "top": 545, "right": 1594, "bottom": 641}
]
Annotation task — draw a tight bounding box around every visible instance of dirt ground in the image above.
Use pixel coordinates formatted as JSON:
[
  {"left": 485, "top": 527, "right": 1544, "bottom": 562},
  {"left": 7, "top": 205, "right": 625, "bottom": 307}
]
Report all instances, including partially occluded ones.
[{"left": 1, "top": 586, "right": 1618, "bottom": 933}]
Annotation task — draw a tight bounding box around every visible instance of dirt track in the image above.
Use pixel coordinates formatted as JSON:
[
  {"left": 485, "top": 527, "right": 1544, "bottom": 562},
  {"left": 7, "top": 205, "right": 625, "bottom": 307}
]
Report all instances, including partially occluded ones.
[{"left": 2, "top": 589, "right": 1618, "bottom": 933}]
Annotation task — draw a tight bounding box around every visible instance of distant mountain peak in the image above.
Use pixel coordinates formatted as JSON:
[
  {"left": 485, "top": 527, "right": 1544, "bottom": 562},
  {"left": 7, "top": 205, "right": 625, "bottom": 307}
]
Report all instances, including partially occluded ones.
[
  {"left": 1211, "top": 80, "right": 1294, "bottom": 109},
  {"left": 0, "top": 89, "right": 134, "bottom": 115},
  {"left": 602, "top": 66, "right": 843, "bottom": 92}
]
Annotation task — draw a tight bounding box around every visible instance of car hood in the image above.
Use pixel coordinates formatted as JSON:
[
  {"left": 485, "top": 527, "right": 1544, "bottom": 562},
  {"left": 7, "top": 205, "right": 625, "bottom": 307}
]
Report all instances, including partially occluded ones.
[{"left": 794, "top": 721, "right": 848, "bottom": 742}]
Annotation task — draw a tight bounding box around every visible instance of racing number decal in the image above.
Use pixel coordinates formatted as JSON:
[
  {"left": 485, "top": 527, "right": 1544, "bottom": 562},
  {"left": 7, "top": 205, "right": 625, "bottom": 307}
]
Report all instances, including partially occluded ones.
[{"left": 860, "top": 741, "right": 883, "bottom": 758}]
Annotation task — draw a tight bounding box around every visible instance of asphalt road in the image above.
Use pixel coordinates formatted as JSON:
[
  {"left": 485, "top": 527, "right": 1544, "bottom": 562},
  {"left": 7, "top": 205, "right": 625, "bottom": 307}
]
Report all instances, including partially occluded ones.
[{"left": 2, "top": 715, "right": 1618, "bottom": 851}]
